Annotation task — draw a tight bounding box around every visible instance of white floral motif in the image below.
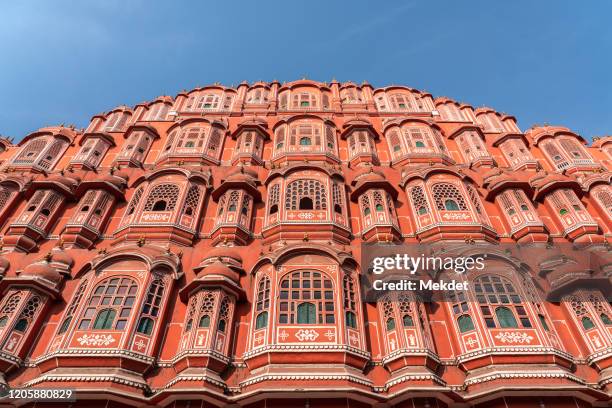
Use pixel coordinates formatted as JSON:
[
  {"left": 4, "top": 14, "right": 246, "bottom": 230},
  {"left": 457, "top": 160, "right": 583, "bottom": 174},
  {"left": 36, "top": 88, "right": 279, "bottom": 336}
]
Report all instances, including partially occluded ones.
[
  {"left": 295, "top": 329, "right": 319, "bottom": 341},
  {"left": 494, "top": 331, "right": 533, "bottom": 344},
  {"left": 77, "top": 334, "right": 116, "bottom": 346}
]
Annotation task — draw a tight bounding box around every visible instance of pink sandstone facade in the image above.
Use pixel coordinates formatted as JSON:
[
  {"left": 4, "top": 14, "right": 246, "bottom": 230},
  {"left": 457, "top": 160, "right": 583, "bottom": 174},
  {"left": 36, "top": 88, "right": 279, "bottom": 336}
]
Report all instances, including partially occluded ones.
[{"left": 0, "top": 79, "right": 610, "bottom": 407}]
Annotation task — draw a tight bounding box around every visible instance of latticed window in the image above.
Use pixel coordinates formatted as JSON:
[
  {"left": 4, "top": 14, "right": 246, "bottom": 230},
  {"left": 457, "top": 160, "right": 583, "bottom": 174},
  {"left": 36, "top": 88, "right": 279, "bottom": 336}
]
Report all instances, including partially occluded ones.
[
  {"left": 456, "top": 131, "right": 490, "bottom": 163},
  {"left": 404, "top": 127, "right": 434, "bottom": 150},
  {"left": 198, "top": 291, "right": 215, "bottom": 328},
  {"left": 360, "top": 195, "right": 371, "bottom": 216},
  {"left": 410, "top": 186, "right": 430, "bottom": 215},
  {"left": 275, "top": 127, "right": 285, "bottom": 150},
  {"left": 0, "top": 186, "right": 15, "bottom": 212},
  {"left": 501, "top": 139, "right": 532, "bottom": 167},
  {"left": 143, "top": 184, "right": 181, "bottom": 212},
  {"left": 218, "top": 297, "right": 230, "bottom": 332},
  {"left": 104, "top": 112, "right": 129, "bottom": 132},
  {"left": 57, "top": 280, "right": 88, "bottom": 335},
  {"left": 292, "top": 92, "right": 318, "bottom": 109},
  {"left": 466, "top": 184, "right": 485, "bottom": 216},
  {"left": 474, "top": 275, "right": 531, "bottom": 329},
  {"left": 325, "top": 125, "right": 335, "bottom": 150},
  {"left": 343, "top": 274, "right": 357, "bottom": 329},
  {"left": 382, "top": 296, "right": 395, "bottom": 331},
  {"left": 566, "top": 295, "right": 596, "bottom": 330},
  {"left": 587, "top": 293, "right": 612, "bottom": 326},
  {"left": 398, "top": 294, "right": 415, "bottom": 327},
  {"left": 285, "top": 180, "right": 327, "bottom": 211},
  {"left": 125, "top": 187, "right": 144, "bottom": 219},
  {"left": 548, "top": 189, "right": 589, "bottom": 218},
  {"left": 592, "top": 185, "right": 612, "bottom": 215},
  {"left": 541, "top": 140, "right": 569, "bottom": 170},
  {"left": 388, "top": 130, "right": 403, "bottom": 156},
  {"left": 13, "top": 296, "right": 41, "bottom": 333},
  {"left": 559, "top": 137, "right": 590, "bottom": 161},
  {"left": 447, "top": 291, "right": 474, "bottom": 333},
  {"left": 0, "top": 292, "right": 22, "bottom": 329},
  {"left": 145, "top": 103, "right": 169, "bottom": 121},
  {"left": 389, "top": 94, "right": 413, "bottom": 110},
  {"left": 332, "top": 183, "right": 344, "bottom": 214},
  {"left": 278, "top": 271, "right": 334, "bottom": 324},
  {"left": 290, "top": 124, "right": 321, "bottom": 148},
  {"left": 79, "top": 277, "right": 138, "bottom": 331},
  {"left": 207, "top": 129, "right": 221, "bottom": 156},
  {"left": 12, "top": 139, "right": 46, "bottom": 164},
  {"left": 255, "top": 276, "right": 271, "bottom": 329},
  {"left": 183, "top": 186, "right": 201, "bottom": 217},
  {"left": 432, "top": 183, "right": 468, "bottom": 211},
  {"left": 246, "top": 88, "right": 268, "bottom": 104},
  {"left": 178, "top": 127, "right": 207, "bottom": 150},
  {"left": 136, "top": 278, "right": 165, "bottom": 336}
]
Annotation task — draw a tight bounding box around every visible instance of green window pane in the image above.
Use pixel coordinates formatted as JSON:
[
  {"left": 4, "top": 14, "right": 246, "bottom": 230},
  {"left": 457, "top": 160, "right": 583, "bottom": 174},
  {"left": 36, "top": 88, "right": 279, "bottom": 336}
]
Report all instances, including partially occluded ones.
[
  {"left": 458, "top": 315, "right": 475, "bottom": 333},
  {"left": 297, "top": 302, "right": 316, "bottom": 324},
  {"left": 495, "top": 307, "right": 518, "bottom": 328}
]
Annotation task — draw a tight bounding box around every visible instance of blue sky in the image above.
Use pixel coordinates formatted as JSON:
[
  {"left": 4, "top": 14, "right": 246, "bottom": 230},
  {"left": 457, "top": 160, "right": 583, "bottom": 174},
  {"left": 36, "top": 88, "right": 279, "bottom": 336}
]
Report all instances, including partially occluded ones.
[{"left": 0, "top": 0, "right": 610, "bottom": 142}]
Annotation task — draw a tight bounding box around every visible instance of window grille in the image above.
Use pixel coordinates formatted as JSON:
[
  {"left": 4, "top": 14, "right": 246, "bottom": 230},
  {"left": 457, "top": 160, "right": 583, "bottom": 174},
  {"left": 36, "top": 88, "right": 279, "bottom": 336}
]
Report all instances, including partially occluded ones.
[{"left": 278, "top": 271, "right": 334, "bottom": 324}]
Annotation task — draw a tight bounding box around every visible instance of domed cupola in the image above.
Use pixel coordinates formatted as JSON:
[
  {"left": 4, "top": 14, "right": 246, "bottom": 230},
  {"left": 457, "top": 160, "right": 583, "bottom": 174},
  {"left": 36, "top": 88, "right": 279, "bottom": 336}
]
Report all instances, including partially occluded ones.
[
  {"left": 3, "top": 172, "right": 80, "bottom": 253},
  {"left": 530, "top": 171, "right": 602, "bottom": 244},
  {"left": 211, "top": 166, "right": 261, "bottom": 246},
  {"left": 62, "top": 168, "right": 128, "bottom": 249},
  {"left": 175, "top": 253, "right": 244, "bottom": 378},
  {"left": 340, "top": 117, "right": 379, "bottom": 167},
  {"left": 481, "top": 168, "right": 548, "bottom": 243},
  {"left": 350, "top": 167, "right": 401, "bottom": 242},
  {"left": 231, "top": 117, "right": 270, "bottom": 165}
]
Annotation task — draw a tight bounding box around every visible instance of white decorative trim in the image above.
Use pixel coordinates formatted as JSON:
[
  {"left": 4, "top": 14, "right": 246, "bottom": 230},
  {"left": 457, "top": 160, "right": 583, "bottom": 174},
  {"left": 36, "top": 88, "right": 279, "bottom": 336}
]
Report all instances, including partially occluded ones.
[
  {"left": 243, "top": 344, "right": 370, "bottom": 359},
  {"left": 76, "top": 334, "right": 116, "bottom": 346},
  {"left": 239, "top": 373, "right": 372, "bottom": 388},
  {"left": 456, "top": 347, "right": 573, "bottom": 364},
  {"left": 462, "top": 370, "right": 586, "bottom": 389}
]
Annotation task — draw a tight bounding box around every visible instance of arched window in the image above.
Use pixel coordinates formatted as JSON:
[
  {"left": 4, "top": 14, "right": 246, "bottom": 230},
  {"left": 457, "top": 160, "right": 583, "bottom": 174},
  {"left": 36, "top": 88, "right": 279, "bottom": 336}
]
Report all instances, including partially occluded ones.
[
  {"left": 198, "top": 291, "right": 215, "bottom": 330},
  {"left": 0, "top": 293, "right": 23, "bottom": 329},
  {"left": 182, "top": 186, "right": 201, "bottom": 218},
  {"left": 7, "top": 294, "right": 40, "bottom": 333},
  {"left": 255, "top": 312, "right": 268, "bottom": 329},
  {"left": 457, "top": 315, "right": 475, "bottom": 333},
  {"left": 444, "top": 199, "right": 460, "bottom": 211},
  {"left": 410, "top": 186, "right": 430, "bottom": 216},
  {"left": 93, "top": 309, "right": 116, "bottom": 330},
  {"left": 278, "top": 271, "right": 334, "bottom": 324},
  {"left": 57, "top": 280, "right": 88, "bottom": 335},
  {"left": 474, "top": 275, "right": 531, "bottom": 329},
  {"left": 343, "top": 274, "right": 357, "bottom": 329},
  {"left": 136, "top": 278, "right": 165, "bottom": 336},
  {"left": 592, "top": 185, "right": 612, "bottom": 216},
  {"left": 255, "top": 276, "right": 270, "bottom": 329},
  {"left": 332, "top": 183, "right": 344, "bottom": 215},
  {"left": 143, "top": 184, "right": 181, "bottom": 212},
  {"left": 386, "top": 318, "right": 396, "bottom": 330},
  {"left": 432, "top": 183, "right": 468, "bottom": 211},
  {"left": 297, "top": 302, "right": 316, "bottom": 324},
  {"left": 217, "top": 297, "right": 230, "bottom": 332},
  {"left": 79, "top": 277, "right": 137, "bottom": 331},
  {"left": 581, "top": 316, "right": 595, "bottom": 330},
  {"left": 268, "top": 184, "right": 280, "bottom": 215},
  {"left": 285, "top": 180, "right": 327, "bottom": 211}
]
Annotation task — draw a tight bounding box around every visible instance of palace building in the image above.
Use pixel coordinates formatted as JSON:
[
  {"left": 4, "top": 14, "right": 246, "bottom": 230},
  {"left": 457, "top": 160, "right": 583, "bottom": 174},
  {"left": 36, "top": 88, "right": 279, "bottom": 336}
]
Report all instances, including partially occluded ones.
[{"left": 0, "top": 79, "right": 610, "bottom": 407}]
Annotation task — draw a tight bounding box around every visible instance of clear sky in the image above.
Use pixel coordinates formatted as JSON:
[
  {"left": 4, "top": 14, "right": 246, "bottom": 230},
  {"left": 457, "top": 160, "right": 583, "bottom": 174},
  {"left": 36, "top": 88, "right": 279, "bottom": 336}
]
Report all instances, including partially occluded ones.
[{"left": 1, "top": 0, "right": 610, "bottom": 142}]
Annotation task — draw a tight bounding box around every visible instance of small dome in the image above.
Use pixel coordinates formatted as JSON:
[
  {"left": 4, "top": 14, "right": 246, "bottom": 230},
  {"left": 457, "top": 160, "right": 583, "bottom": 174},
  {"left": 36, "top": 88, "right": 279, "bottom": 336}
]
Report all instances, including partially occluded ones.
[
  {"left": 50, "top": 247, "right": 74, "bottom": 268},
  {"left": 22, "top": 262, "right": 62, "bottom": 285},
  {"left": 201, "top": 247, "right": 243, "bottom": 264},
  {"left": 354, "top": 168, "right": 386, "bottom": 184},
  {"left": 198, "top": 261, "right": 240, "bottom": 283}
]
